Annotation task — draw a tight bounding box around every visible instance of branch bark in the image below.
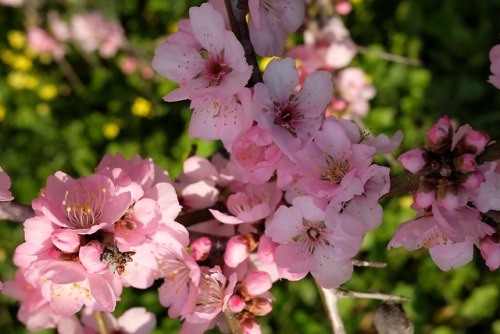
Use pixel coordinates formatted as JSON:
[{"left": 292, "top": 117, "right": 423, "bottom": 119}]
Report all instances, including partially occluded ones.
[{"left": 224, "top": 0, "right": 262, "bottom": 86}]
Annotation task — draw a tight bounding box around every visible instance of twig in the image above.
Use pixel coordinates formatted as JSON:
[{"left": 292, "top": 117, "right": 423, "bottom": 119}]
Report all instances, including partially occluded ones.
[
  {"left": 224, "top": 0, "right": 262, "bottom": 86},
  {"left": 357, "top": 46, "right": 423, "bottom": 67},
  {"left": 93, "top": 311, "right": 110, "bottom": 334},
  {"left": 316, "top": 284, "right": 346, "bottom": 334},
  {"left": 56, "top": 57, "right": 84, "bottom": 93},
  {"left": 0, "top": 202, "right": 34, "bottom": 222},
  {"left": 338, "top": 289, "right": 409, "bottom": 302},
  {"left": 224, "top": 308, "right": 242, "bottom": 334},
  {"left": 352, "top": 259, "right": 387, "bottom": 268}
]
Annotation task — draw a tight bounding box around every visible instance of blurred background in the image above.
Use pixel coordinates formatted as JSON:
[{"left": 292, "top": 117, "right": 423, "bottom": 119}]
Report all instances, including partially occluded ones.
[{"left": 0, "top": 0, "right": 499, "bottom": 333}]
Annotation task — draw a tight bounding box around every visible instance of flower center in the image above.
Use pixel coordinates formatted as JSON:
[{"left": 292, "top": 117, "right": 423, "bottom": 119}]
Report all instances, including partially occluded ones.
[
  {"left": 273, "top": 100, "right": 302, "bottom": 136},
  {"left": 293, "top": 220, "right": 331, "bottom": 255},
  {"left": 62, "top": 185, "right": 106, "bottom": 229},
  {"left": 321, "top": 153, "right": 350, "bottom": 184}
]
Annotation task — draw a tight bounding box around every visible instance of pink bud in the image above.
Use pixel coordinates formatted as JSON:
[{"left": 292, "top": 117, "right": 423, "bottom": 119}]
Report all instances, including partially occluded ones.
[
  {"left": 241, "top": 271, "right": 272, "bottom": 297},
  {"left": 241, "top": 318, "right": 262, "bottom": 334},
  {"left": 464, "top": 129, "right": 489, "bottom": 154},
  {"left": 437, "top": 189, "right": 460, "bottom": 211},
  {"left": 427, "top": 116, "right": 452, "bottom": 152},
  {"left": 190, "top": 237, "right": 212, "bottom": 261},
  {"left": 461, "top": 170, "right": 485, "bottom": 190},
  {"left": 413, "top": 190, "right": 435, "bottom": 209},
  {"left": 79, "top": 241, "right": 108, "bottom": 274},
  {"left": 224, "top": 236, "right": 249, "bottom": 268},
  {"left": 51, "top": 229, "right": 84, "bottom": 253},
  {"left": 398, "top": 149, "right": 428, "bottom": 173},
  {"left": 228, "top": 295, "right": 246, "bottom": 313},
  {"left": 455, "top": 153, "right": 477, "bottom": 172}
]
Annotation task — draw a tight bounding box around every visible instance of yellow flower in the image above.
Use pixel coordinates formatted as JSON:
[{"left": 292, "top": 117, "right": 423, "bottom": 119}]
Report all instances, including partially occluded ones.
[
  {"left": 131, "top": 97, "right": 152, "bottom": 117},
  {"left": 11, "top": 55, "right": 32, "bottom": 71},
  {"left": 0, "top": 105, "right": 6, "bottom": 121},
  {"left": 24, "top": 75, "right": 39, "bottom": 89},
  {"left": 1, "top": 50, "right": 14, "bottom": 65},
  {"left": 398, "top": 195, "right": 413, "bottom": 209},
  {"left": 38, "top": 85, "right": 58, "bottom": 100},
  {"left": 7, "top": 30, "right": 26, "bottom": 49},
  {"left": 7, "top": 72, "right": 26, "bottom": 90},
  {"left": 103, "top": 122, "right": 120, "bottom": 140},
  {"left": 167, "top": 21, "right": 178, "bottom": 34}
]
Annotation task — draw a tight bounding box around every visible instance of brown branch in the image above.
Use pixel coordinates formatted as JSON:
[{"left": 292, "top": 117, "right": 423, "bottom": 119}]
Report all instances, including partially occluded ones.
[
  {"left": 0, "top": 202, "right": 34, "bottom": 222},
  {"left": 224, "top": 0, "right": 263, "bottom": 86}
]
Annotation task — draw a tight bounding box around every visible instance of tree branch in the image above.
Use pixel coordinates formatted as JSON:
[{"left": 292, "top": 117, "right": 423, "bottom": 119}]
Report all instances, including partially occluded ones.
[
  {"left": 224, "top": 0, "right": 263, "bottom": 86},
  {"left": 0, "top": 202, "right": 34, "bottom": 222}
]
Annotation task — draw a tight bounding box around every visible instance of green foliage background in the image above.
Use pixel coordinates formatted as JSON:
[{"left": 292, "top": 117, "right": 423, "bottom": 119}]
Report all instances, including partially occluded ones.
[{"left": 0, "top": 0, "right": 499, "bottom": 333}]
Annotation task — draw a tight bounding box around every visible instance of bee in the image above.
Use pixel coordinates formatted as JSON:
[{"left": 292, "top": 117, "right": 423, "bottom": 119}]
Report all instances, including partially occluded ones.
[{"left": 100, "top": 245, "right": 136, "bottom": 275}]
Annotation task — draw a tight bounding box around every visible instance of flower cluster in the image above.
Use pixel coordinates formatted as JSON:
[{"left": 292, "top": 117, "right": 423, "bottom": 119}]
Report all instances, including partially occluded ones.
[
  {"left": 389, "top": 116, "right": 500, "bottom": 270},
  {"left": 3, "top": 154, "right": 185, "bottom": 331},
  {"left": 27, "top": 10, "right": 125, "bottom": 60},
  {"left": 150, "top": 4, "right": 401, "bottom": 330}
]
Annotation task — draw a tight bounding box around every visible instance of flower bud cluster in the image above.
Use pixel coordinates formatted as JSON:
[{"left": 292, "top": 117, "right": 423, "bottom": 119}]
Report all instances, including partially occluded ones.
[{"left": 389, "top": 116, "right": 500, "bottom": 270}]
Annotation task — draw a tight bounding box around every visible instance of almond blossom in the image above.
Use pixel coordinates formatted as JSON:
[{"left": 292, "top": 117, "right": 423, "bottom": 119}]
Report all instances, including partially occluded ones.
[
  {"left": 488, "top": 44, "right": 500, "bottom": 89},
  {"left": 388, "top": 204, "right": 495, "bottom": 270},
  {"left": 152, "top": 3, "right": 251, "bottom": 102},
  {"left": 247, "top": 0, "right": 306, "bottom": 56},
  {"left": 252, "top": 57, "right": 333, "bottom": 157},
  {"left": 266, "top": 196, "right": 363, "bottom": 288},
  {"left": 0, "top": 166, "right": 13, "bottom": 201},
  {"left": 152, "top": 3, "right": 253, "bottom": 144}
]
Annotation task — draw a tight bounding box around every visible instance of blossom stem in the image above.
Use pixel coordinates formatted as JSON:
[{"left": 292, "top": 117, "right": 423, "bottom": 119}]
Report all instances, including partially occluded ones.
[
  {"left": 223, "top": 308, "right": 243, "bottom": 334},
  {"left": 0, "top": 202, "right": 34, "bottom": 222},
  {"left": 316, "top": 283, "right": 346, "bottom": 334},
  {"left": 93, "top": 311, "right": 110, "bottom": 334},
  {"left": 352, "top": 259, "right": 387, "bottom": 268},
  {"left": 223, "top": 0, "right": 263, "bottom": 86},
  {"left": 338, "top": 289, "right": 409, "bottom": 302}
]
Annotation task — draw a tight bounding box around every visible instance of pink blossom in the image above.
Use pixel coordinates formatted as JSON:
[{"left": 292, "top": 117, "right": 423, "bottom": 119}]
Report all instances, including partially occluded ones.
[
  {"left": 224, "top": 235, "right": 251, "bottom": 268},
  {"left": 480, "top": 235, "right": 500, "bottom": 271},
  {"left": 330, "top": 67, "right": 376, "bottom": 119},
  {"left": 71, "top": 12, "right": 125, "bottom": 58},
  {"left": 253, "top": 57, "right": 333, "bottom": 157},
  {"left": 266, "top": 196, "right": 361, "bottom": 288},
  {"left": 188, "top": 88, "right": 253, "bottom": 147},
  {"left": 230, "top": 125, "right": 283, "bottom": 184},
  {"left": 175, "top": 156, "right": 220, "bottom": 210},
  {"left": 38, "top": 172, "right": 131, "bottom": 234},
  {"left": 240, "top": 271, "right": 272, "bottom": 297},
  {"left": 157, "top": 247, "right": 200, "bottom": 318},
  {"left": 294, "top": 117, "right": 376, "bottom": 200},
  {"left": 210, "top": 182, "right": 282, "bottom": 225},
  {"left": 27, "top": 27, "right": 66, "bottom": 60},
  {"left": 475, "top": 161, "right": 500, "bottom": 212},
  {"left": 1, "top": 268, "right": 62, "bottom": 331},
  {"left": 81, "top": 307, "right": 156, "bottom": 334},
  {"left": 289, "top": 17, "right": 356, "bottom": 72},
  {"left": 182, "top": 266, "right": 237, "bottom": 331},
  {"left": 190, "top": 237, "right": 212, "bottom": 261},
  {"left": 488, "top": 44, "right": 500, "bottom": 89},
  {"left": 388, "top": 205, "right": 495, "bottom": 270},
  {"left": 398, "top": 148, "right": 428, "bottom": 173},
  {"left": 247, "top": 0, "right": 305, "bottom": 56},
  {"left": 0, "top": 166, "right": 13, "bottom": 201},
  {"left": 0, "top": 0, "right": 23, "bottom": 6},
  {"left": 152, "top": 3, "right": 251, "bottom": 102}
]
